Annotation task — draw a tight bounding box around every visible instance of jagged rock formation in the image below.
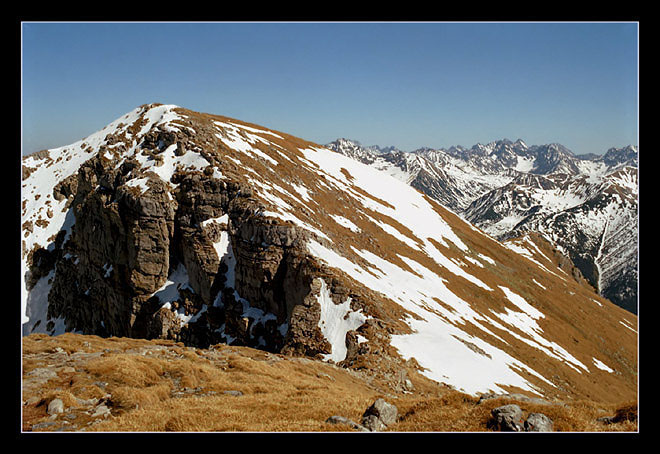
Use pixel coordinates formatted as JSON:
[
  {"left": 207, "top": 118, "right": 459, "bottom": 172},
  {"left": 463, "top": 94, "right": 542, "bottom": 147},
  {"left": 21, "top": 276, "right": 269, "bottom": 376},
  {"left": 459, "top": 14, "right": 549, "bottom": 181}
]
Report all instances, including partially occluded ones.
[
  {"left": 327, "top": 139, "right": 638, "bottom": 313},
  {"left": 22, "top": 104, "right": 637, "bottom": 404},
  {"left": 22, "top": 112, "right": 331, "bottom": 358}
]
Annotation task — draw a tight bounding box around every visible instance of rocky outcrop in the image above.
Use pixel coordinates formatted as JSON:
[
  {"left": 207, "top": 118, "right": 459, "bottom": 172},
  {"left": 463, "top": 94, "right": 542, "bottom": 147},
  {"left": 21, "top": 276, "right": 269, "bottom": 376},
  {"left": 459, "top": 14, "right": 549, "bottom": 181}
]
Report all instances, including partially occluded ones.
[
  {"left": 477, "top": 392, "right": 559, "bottom": 407},
  {"left": 361, "top": 398, "right": 399, "bottom": 432},
  {"left": 524, "top": 413, "right": 553, "bottom": 432},
  {"left": 45, "top": 155, "right": 176, "bottom": 336},
  {"left": 27, "top": 122, "right": 363, "bottom": 362},
  {"left": 325, "top": 415, "right": 369, "bottom": 432},
  {"left": 490, "top": 404, "right": 525, "bottom": 432},
  {"left": 489, "top": 404, "right": 554, "bottom": 432}
]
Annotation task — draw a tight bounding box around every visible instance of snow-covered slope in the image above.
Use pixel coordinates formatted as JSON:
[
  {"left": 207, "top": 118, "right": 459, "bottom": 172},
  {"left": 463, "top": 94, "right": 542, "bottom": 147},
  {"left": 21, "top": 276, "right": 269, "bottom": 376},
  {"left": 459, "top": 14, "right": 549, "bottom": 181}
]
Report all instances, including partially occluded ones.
[
  {"left": 466, "top": 166, "right": 638, "bottom": 313},
  {"left": 326, "top": 139, "right": 639, "bottom": 313},
  {"left": 21, "top": 104, "right": 637, "bottom": 403}
]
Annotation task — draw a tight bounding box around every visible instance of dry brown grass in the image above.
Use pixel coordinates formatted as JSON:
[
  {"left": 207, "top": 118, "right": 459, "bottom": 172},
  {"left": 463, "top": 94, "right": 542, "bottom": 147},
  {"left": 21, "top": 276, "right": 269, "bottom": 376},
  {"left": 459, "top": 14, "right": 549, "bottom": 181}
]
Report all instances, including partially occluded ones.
[
  {"left": 393, "top": 394, "right": 639, "bottom": 432},
  {"left": 21, "top": 333, "right": 637, "bottom": 432},
  {"left": 612, "top": 402, "right": 638, "bottom": 424},
  {"left": 111, "top": 384, "right": 171, "bottom": 410}
]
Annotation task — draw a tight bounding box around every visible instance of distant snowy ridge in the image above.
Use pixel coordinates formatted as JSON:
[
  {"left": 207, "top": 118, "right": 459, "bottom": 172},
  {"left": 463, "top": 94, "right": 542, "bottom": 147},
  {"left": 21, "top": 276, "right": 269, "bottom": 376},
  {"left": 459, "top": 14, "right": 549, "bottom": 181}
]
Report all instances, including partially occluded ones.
[{"left": 326, "top": 138, "right": 638, "bottom": 313}]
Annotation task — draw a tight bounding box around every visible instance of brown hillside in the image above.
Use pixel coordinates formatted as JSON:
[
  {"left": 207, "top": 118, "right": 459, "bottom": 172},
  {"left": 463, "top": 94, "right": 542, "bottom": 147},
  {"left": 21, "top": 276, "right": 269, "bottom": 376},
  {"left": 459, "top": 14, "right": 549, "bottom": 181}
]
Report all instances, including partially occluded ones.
[{"left": 22, "top": 333, "right": 636, "bottom": 432}]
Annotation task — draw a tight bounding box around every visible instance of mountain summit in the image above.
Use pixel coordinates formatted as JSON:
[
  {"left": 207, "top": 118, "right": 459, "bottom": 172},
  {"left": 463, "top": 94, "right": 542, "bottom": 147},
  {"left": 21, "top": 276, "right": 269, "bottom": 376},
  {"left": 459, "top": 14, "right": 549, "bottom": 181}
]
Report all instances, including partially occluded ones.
[{"left": 22, "top": 104, "right": 636, "bottom": 402}]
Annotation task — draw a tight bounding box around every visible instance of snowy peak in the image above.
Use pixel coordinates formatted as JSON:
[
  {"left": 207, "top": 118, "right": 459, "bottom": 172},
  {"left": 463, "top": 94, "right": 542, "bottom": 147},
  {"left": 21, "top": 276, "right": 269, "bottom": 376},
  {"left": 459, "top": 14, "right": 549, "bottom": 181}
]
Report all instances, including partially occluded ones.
[
  {"left": 601, "top": 145, "right": 638, "bottom": 169},
  {"left": 324, "top": 138, "right": 403, "bottom": 164},
  {"left": 525, "top": 143, "right": 580, "bottom": 175}
]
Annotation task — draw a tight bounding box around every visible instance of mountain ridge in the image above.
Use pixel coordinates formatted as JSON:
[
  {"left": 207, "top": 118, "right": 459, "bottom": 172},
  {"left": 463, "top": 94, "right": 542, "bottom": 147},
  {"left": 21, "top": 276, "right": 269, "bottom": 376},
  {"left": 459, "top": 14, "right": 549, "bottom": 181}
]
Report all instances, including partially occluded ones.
[
  {"left": 21, "top": 103, "right": 637, "bottom": 404},
  {"left": 326, "top": 138, "right": 638, "bottom": 313}
]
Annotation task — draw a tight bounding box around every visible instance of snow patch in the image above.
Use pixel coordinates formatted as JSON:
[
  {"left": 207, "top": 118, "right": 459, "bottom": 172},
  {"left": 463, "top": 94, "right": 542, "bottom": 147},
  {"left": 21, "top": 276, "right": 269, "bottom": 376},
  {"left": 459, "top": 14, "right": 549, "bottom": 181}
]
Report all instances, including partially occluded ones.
[
  {"left": 330, "top": 214, "right": 360, "bottom": 232},
  {"left": 125, "top": 177, "right": 150, "bottom": 194},
  {"left": 515, "top": 156, "right": 536, "bottom": 172},
  {"left": 213, "top": 231, "right": 236, "bottom": 290},
  {"left": 464, "top": 256, "right": 484, "bottom": 268},
  {"left": 532, "top": 279, "right": 547, "bottom": 290},
  {"left": 153, "top": 264, "right": 193, "bottom": 306},
  {"left": 592, "top": 358, "right": 614, "bottom": 373},
  {"left": 227, "top": 121, "right": 284, "bottom": 140},
  {"left": 214, "top": 121, "right": 279, "bottom": 165},
  {"left": 316, "top": 279, "right": 367, "bottom": 363},
  {"left": 306, "top": 238, "right": 555, "bottom": 395},
  {"left": 492, "top": 286, "right": 590, "bottom": 374},
  {"left": 619, "top": 320, "right": 637, "bottom": 333},
  {"left": 477, "top": 254, "right": 496, "bottom": 266},
  {"left": 133, "top": 144, "right": 210, "bottom": 184},
  {"left": 374, "top": 220, "right": 421, "bottom": 251},
  {"left": 202, "top": 214, "right": 229, "bottom": 228},
  {"left": 291, "top": 183, "right": 312, "bottom": 202}
]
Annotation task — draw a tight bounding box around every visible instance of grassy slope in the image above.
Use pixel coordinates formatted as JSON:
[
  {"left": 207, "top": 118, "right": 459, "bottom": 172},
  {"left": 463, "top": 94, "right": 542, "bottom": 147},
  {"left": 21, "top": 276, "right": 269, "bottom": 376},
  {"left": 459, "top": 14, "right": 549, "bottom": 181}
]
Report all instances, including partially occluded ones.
[{"left": 21, "top": 333, "right": 636, "bottom": 432}]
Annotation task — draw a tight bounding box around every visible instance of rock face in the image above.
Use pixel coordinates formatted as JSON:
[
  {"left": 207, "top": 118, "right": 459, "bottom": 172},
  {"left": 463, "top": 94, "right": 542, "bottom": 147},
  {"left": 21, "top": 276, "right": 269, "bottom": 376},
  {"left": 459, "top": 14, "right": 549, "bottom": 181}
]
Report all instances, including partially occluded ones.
[
  {"left": 47, "top": 154, "right": 177, "bottom": 337},
  {"left": 21, "top": 105, "right": 336, "bottom": 359}
]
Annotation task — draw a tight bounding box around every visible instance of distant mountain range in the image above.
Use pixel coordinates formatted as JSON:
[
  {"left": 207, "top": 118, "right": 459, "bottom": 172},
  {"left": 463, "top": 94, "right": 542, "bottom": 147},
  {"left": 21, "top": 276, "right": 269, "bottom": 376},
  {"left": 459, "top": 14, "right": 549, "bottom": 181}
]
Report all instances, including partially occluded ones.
[{"left": 326, "top": 138, "right": 638, "bottom": 313}]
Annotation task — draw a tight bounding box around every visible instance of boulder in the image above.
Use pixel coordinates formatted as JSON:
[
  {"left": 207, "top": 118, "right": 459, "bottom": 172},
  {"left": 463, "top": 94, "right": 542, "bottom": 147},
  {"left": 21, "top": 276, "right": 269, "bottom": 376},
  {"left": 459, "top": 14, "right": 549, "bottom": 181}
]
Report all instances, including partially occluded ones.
[
  {"left": 91, "top": 404, "right": 111, "bottom": 418},
  {"left": 361, "top": 398, "right": 398, "bottom": 431},
  {"left": 491, "top": 404, "right": 524, "bottom": 432},
  {"left": 597, "top": 416, "right": 615, "bottom": 425},
  {"left": 524, "top": 413, "right": 554, "bottom": 432},
  {"left": 360, "top": 415, "right": 386, "bottom": 432},
  {"left": 47, "top": 398, "right": 64, "bottom": 415},
  {"left": 223, "top": 390, "right": 243, "bottom": 397}
]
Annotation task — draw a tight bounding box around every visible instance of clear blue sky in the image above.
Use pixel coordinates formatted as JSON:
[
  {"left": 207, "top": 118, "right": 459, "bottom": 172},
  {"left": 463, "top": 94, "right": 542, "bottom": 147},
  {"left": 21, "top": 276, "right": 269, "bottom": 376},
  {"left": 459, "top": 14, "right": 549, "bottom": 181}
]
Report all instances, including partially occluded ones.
[{"left": 22, "top": 22, "right": 638, "bottom": 156}]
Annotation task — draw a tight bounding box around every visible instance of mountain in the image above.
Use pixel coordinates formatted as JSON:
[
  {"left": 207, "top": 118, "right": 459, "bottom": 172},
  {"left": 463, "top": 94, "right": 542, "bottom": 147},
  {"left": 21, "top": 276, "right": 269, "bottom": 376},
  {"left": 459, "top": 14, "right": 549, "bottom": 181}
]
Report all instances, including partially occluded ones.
[
  {"left": 466, "top": 166, "right": 638, "bottom": 314},
  {"left": 324, "top": 138, "right": 401, "bottom": 164},
  {"left": 22, "top": 104, "right": 636, "bottom": 404},
  {"left": 326, "top": 139, "right": 638, "bottom": 313}
]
